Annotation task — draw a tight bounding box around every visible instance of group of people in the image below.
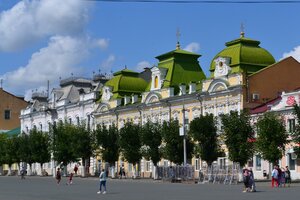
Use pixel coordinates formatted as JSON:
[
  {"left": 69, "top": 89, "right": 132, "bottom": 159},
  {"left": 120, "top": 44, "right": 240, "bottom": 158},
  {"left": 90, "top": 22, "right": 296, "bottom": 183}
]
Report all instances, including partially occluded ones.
[
  {"left": 55, "top": 164, "right": 79, "bottom": 185},
  {"left": 271, "top": 165, "right": 291, "bottom": 188},
  {"left": 242, "top": 168, "right": 256, "bottom": 192}
]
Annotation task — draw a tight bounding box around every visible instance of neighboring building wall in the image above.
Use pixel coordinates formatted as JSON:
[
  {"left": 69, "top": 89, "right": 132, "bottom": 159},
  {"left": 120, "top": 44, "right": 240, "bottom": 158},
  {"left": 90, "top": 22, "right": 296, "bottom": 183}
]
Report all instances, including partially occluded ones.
[
  {"left": 0, "top": 88, "right": 28, "bottom": 131},
  {"left": 250, "top": 89, "right": 300, "bottom": 180},
  {"left": 247, "top": 57, "right": 300, "bottom": 108}
]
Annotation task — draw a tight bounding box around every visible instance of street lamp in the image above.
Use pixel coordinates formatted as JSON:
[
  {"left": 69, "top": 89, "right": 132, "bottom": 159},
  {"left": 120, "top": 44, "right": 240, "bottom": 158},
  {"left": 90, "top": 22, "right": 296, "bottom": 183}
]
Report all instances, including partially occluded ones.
[{"left": 163, "top": 80, "right": 187, "bottom": 166}]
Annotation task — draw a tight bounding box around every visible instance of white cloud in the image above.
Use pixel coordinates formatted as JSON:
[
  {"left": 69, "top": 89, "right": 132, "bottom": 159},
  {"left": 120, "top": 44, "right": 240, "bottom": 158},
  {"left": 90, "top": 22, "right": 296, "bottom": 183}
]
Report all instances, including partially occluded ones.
[
  {"left": 101, "top": 55, "right": 116, "bottom": 71},
  {"left": 1, "top": 36, "right": 89, "bottom": 95},
  {"left": 184, "top": 42, "right": 200, "bottom": 53},
  {"left": 136, "top": 61, "right": 151, "bottom": 72},
  {"left": 93, "top": 38, "right": 110, "bottom": 50},
  {"left": 282, "top": 46, "right": 300, "bottom": 62},
  {"left": 0, "top": 0, "right": 89, "bottom": 51}
]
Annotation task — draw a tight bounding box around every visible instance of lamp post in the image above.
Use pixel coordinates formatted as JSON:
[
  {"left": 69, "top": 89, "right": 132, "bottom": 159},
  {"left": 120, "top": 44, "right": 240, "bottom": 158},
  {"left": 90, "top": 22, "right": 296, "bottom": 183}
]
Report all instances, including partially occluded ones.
[{"left": 163, "top": 80, "right": 187, "bottom": 166}]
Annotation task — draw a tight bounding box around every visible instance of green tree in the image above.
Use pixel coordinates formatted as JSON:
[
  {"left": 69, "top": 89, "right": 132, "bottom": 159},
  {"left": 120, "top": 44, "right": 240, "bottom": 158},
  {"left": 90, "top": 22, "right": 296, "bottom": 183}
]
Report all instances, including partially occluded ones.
[
  {"left": 161, "top": 119, "right": 194, "bottom": 165},
  {"left": 0, "top": 134, "right": 7, "bottom": 174},
  {"left": 220, "top": 111, "right": 254, "bottom": 167},
  {"left": 256, "top": 112, "right": 288, "bottom": 165},
  {"left": 140, "top": 121, "right": 162, "bottom": 179},
  {"left": 140, "top": 121, "right": 162, "bottom": 166},
  {"left": 119, "top": 121, "right": 142, "bottom": 178},
  {"left": 189, "top": 114, "right": 222, "bottom": 167},
  {"left": 3, "top": 135, "right": 19, "bottom": 175},
  {"left": 292, "top": 104, "right": 300, "bottom": 157},
  {"left": 95, "top": 123, "right": 119, "bottom": 177},
  {"left": 50, "top": 122, "right": 78, "bottom": 168},
  {"left": 29, "top": 129, "right": 51, "bottom": 175},
  {"left": 73, "top": 124, "right": 95, "bottom": 177}
]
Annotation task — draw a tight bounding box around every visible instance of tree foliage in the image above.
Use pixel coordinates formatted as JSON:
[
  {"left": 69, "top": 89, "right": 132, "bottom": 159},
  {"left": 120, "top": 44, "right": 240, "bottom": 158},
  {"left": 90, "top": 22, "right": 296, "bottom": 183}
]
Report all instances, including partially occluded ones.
[
  {"left": 140, "top": 121, "right": 162, "bottom": 166},
  {"left": 95, "top": 123, "right": 120, "bottom": 166},
  {"left": 220, "top": 110, "right": 254, "bottom": 167},
  {"left": 189, "top": 114, "right": 222, "bottom": 166},
  {"left": 119, "top": 121, "right": 142, "bottom": 165},
  {"left": 161, "top": 119, "right": 194, "bottom": 165},
  {"left": 292, "top": 104, "right": 300, "bottom": 157},
  {"left": 0, "top": 134, "right": 7, "bottom": 165},
  {"left": 28, "top": 129, "right": 51, "bottom": 166},
  {"left": 256, "top": 112, "right": 288, "bottom": 164},
  {"left": 50, "top": 122, "right": 79, "bottom": 166}
]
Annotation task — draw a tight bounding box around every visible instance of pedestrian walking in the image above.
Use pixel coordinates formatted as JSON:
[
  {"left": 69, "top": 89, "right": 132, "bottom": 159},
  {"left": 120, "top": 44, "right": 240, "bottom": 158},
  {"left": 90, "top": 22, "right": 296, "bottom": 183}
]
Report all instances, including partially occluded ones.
[
  {"left": 56, "top": 168, "right": 62, "bottom": 185},
  {"left": 66, "top": 172, "right": 73, "bottom": 185},
  {"left": 97, "top": 169, "right": 107, "bottom": 194},
  {"left": 242, "top": 168, "right": 250, "bottom": 192},
  {"left": 20, "top": 167, "right": 26, "bottom": 180},
  {"left": 285, "top": 166, "right": 291, "bottom": 187},
  {"left": 248, "top": 168, "right": 256, "bottom": 192},
  {"left": 271, "top": 165, "right": 278, "bottom": 188}
]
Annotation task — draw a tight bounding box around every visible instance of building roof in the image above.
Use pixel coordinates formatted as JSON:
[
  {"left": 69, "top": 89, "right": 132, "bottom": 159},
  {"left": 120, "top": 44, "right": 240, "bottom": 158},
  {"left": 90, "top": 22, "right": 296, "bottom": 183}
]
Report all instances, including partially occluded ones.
[
  {"left": 105, "top": 68, "right": 148, "bottom": 99},
  {"left": 250, "top": 96, "right": 282, "bottom": 114},
  {"left": 209, "top": 35, "right": 275, "bottom": 77},
  {"left": 4, "top": 127, "right": 21, "bottom": 136},
  {"left": 154, "top": 46, "right": 206, "bottom": 91}
]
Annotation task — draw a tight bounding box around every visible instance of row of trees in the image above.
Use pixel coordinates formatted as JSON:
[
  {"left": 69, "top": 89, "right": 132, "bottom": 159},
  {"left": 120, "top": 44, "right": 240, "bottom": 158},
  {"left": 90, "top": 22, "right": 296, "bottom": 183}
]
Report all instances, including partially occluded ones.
[{"left": 1, "top": 105, "right": 300, "bottom": 177}]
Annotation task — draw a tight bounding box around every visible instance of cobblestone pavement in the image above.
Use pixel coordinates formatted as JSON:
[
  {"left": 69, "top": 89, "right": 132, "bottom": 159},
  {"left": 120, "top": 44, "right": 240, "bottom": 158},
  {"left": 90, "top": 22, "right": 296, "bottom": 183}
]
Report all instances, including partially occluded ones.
[{"left": 0, "top": 176, "right": 299, "bottom": 200}]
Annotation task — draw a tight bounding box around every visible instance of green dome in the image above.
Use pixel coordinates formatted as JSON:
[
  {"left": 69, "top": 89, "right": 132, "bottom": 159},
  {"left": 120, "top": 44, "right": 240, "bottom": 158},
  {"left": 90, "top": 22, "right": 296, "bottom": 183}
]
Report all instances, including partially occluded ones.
[
  {"left": 209, "top": 36, "right": 275, "bottom": 77},
  {"left": 105, "top": 69, "right": 148, "bottom": 99}
]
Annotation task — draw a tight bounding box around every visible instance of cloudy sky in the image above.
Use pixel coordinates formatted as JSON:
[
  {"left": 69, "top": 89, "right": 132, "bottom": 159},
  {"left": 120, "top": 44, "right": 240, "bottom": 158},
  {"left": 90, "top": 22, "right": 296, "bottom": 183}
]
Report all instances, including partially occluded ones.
[{"left": 0, "top": 0, "right": 300, "bottom": 99}]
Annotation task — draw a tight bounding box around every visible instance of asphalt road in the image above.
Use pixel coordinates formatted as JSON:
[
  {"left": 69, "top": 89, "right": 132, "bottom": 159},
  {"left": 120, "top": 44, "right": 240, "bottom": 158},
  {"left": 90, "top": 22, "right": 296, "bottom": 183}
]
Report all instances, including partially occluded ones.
[{"left": 0, "top": 176, "right": 298, "bottom": 200}]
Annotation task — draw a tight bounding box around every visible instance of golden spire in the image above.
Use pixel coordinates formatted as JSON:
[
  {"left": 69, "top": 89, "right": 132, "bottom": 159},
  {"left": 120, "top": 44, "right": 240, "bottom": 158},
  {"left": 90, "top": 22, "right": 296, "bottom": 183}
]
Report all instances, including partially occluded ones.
[
  {"left": 240, "top": 23, "right": 245, "bottom": 38},
  {"left": 176, "top": 28, "right": 181, "bottom": 50}
]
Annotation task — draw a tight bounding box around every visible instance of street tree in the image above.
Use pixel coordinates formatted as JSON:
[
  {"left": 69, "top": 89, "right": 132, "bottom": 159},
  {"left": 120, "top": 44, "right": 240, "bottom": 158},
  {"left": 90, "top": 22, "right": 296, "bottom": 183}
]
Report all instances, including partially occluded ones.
[
  {"left": 140, "top": 121, "right": 162, "bottom": 179},
  {"left": 161, "top": 119, "right": 194, "bottom": 165},
  {"left": 3, "top": 135, "right": 19, "bottom": 175},
  {"left": 189, "top": 114, "right": 222, "bottom": 168},
  {"left": 73, "top": 124, "right": 95, "bottom": 177},
  {"left": 95, "top": 123, "right": 119, "bottom": 177},
  {"left": 29, "top": 129, "right": 51, "bottom": 175},
  {"left": 50, "top": 122, "right": 78, "bottom": 171},
  {"left": 0, "top": 134, "right": 7, "bottom": 174},
  {"left": 119, "top": 121, "right": 142, "bottom": 178},
  {"left": 220, "top": 110, "right": 254, "bottom": 167},
  {"left": 256, "top": 112, "right": 288, "bottom": 165}
]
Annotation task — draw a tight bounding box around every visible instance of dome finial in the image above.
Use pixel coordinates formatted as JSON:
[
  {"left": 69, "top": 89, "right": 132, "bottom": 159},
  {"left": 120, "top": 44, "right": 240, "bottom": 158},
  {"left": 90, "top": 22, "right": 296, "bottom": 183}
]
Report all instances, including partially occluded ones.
[
  {"left": 176, "top": 27, "right": 181, "bottom": 50},
  {"left": 240, "top": 22, "right": 245, "bottom": 38}
]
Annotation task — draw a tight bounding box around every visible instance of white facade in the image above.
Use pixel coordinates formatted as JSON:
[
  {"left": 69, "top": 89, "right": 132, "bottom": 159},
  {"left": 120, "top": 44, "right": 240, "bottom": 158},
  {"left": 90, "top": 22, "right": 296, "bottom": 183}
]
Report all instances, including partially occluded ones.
[{"left": 20, "top": 76, "right": 107, "bottom": 176}]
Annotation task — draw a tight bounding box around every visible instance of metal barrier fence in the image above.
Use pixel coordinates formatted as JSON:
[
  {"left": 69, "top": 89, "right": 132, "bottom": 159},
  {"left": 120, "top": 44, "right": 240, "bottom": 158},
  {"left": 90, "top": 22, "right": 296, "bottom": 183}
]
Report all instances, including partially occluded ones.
[
  {"left": 157, "top": 166, "right": 195, "bottom": 183},
  {"left": 198, "top": 163, "right": 240, "bottom": 185}
]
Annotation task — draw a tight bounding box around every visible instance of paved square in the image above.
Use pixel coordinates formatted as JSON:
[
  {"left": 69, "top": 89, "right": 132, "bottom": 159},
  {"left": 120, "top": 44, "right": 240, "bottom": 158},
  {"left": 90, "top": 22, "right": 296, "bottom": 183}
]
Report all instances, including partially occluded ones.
[{"left": 0, "top": 176, "right": 298, "bottom": 200}]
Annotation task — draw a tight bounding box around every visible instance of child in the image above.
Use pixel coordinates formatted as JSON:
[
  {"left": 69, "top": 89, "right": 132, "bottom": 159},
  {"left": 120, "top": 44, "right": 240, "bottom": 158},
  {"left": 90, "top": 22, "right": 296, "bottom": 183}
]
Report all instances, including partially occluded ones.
[
  {"left": 67, "top": 172, "right": 73, "bottom": 185},
  {"left": 56, "top": 168, "right": 61, "bottom": 185}
]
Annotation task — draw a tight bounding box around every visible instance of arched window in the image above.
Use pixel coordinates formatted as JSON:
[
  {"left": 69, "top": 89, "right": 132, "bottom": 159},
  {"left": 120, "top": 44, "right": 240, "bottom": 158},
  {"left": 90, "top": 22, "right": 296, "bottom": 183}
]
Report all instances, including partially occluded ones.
[{"left": 154, "top": 76, "right": 159, "bottom": 88}]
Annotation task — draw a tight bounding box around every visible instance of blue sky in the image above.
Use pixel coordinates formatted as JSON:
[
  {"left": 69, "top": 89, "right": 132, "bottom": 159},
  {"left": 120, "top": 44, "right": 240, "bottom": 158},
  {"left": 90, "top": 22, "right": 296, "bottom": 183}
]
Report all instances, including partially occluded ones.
[{"left": 0, "top": 0, "right": 299, "bottom": 99}]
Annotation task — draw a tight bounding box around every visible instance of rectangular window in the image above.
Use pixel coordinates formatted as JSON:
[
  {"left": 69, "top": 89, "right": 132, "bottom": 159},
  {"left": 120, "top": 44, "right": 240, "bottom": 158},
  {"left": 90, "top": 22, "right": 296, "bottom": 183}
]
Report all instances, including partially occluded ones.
[
  {"left": 4, "top": 110, "right": 11, "bottom": 120},
  {"left": 248, "top": 158, "right": 253, "bottom": 168},
  {"left": 288, "top": 119, "right": 296, "bottom": 133},
  {"left": 77, "top": 116, "right": 80, "bottom": 125},
  {"left": 195, "top": 159, "right": 200, "bottom": 171},
  {"left": 128, "top": 163, "right": 133, "bottom": 172},
  {"left": 288, "top": 153, "right": 296, "bottom": 170},
  {"left": 146, "top": 161, "right": 151, "bottom": 172},
  {"left": 255, "top": 155, "right": 262, "bottom": 171},
  {"left": 69, "top": 118, "right": 72, "bottom": 124}
]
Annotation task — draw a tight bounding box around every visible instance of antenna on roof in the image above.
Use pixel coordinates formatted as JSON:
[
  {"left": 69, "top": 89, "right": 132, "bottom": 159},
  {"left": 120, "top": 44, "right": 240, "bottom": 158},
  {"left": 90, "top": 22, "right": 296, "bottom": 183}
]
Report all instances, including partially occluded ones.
[
  {"left": 176, "top": 27, "right": 181, "bottom": 50},
  {"left": 125, "top": 65, "right": 127, "bottom": 69},
  {"left": 240, "top": 22, "right": 245, "bottom": 38},
  {"left": 0, "top": 79, "right": 3, "bottom": 89}
]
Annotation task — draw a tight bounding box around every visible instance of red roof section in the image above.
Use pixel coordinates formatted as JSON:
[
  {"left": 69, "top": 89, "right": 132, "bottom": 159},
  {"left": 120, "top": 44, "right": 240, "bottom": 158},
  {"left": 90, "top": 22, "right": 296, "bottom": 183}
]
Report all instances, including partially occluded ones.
[{"left": 250, "top": 96, "right": 282, "bottom": 114}]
